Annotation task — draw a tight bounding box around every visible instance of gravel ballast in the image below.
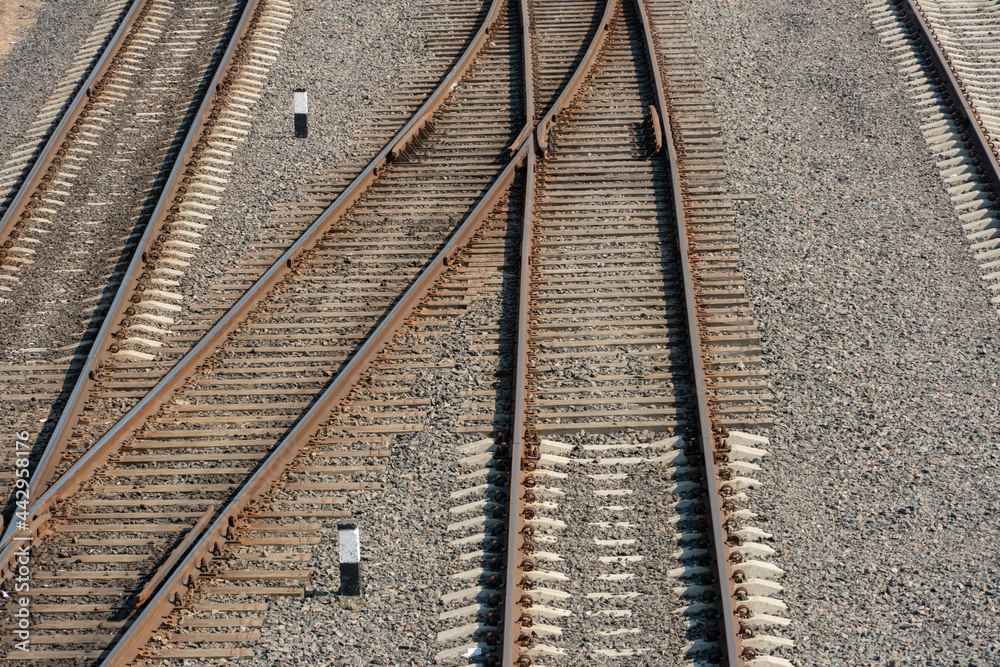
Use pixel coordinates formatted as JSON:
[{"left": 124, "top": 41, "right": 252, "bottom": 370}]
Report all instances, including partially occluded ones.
[{"left": 682, "top": 0, "right": 1000, "bottom": 662}]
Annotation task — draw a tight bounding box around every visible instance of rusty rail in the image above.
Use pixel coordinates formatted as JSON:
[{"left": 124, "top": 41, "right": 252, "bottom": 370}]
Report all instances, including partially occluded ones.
[
  {"left": 534, "top": 0, "right": 619, "bottom": 156},
  {"left": 898, "top": 0, "right": 1000, "bottom": 197},
  {"left": 500, "top": 22, "right": 539, "bottom": 666},
  {"left": 24, "top": 0, "right": 268, "bottom": 521},
  {"left": 636, "top": 0, "right": 741, "bottom": 663},
  {"left": 0, "top": 0, "right": 506, "bottom": 583},
  {"left": 0, "top": 0, "right": 147, "bottom": 247},
  {"left": 509, "top": 0, "right": 535, "bottom": 154},
  {"left": 97, "top": 142, "right": 530, "bottom": 667},
  {"left": 501, "top": 136, "right": 536, "bottom": 667}
]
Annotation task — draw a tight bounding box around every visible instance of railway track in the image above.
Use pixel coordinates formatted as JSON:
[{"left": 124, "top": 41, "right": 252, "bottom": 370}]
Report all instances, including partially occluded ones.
[
  {"left": 0, "top": 0, "right": 791, "bottom": 665},
  {"left": 0, "top": 0, "right": 500, "bottom": 534},
  {"left": 496, "top": 1, "right": 782, "bottom": 664},
  {"left": 0, "top": 0, "right": 294, "bottom": 520},
  {"left": 868, "top": 0, "right": 1000, "bottom": 317}
]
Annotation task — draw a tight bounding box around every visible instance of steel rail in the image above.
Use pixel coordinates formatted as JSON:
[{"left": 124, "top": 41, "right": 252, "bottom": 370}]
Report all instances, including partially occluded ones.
[
  {"left": 24, "top": 0, "right": 267, "bottom": 521},
  {"left": 534, "top": 0, "right": 619, "bottom": 156},
  {"left": 497, "top": 3, "right": 538, "bottom": 665},
  {"left": 0, "top": 0, "right": 506, "bottom": 581},
  {"left": 98, "top": 142, "right": 531, "bottom": 667},
  {"left": 509, "top": 0, "right": 535, "bottom": 154},
  {"left": 636, "top": 0, "right": 741, "bottom": 663},
  {"left": 898, "top": 0, "right": 1000, "bottom": 197},
  {"left": 501, "top": 136, "right": 535, "bottom": 667},
  {"left": 0, "top": 0, "right": 147, "bottom": 246}
]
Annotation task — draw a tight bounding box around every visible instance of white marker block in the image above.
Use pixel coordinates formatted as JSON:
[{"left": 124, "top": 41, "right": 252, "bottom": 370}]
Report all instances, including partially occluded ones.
[
  {"left": 293, "top": 89, "right": 308, "bottom": 138},
  {"left": 338, "top": 520, "right": 361, "bottom": 595}
]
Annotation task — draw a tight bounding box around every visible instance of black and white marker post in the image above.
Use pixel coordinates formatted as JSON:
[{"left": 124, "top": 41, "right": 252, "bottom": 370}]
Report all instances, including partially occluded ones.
[
  {"left": 338, "top": 520, "right": 361, "bottom": 596},
  {"left": 293, "top": 88, "right": 308, "bottom": 138}
]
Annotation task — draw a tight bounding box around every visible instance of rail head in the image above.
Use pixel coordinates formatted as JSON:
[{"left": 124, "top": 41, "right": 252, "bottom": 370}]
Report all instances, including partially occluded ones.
[
  {"left": 97, "top": 141, "right": 531, "bottom": 667},
  {"left": 0, "top": 0, "right": 506, "bottom": 583},
  {"left": 534, "top": 0, "right": 620, "bottom": 156},
  {"left": 501, "top": 138, "right": 535, "bottom": 667}
]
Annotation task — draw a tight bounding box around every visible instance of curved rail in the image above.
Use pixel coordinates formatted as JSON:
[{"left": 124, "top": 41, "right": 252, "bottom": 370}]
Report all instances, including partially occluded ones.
[
  {"left": 509, "top": 0, "right": 535, "bottom": 154},
  {"left": 0, "top": 0, "right": 506, "bottom": 582},
  {"left": 534, "top": 0, "right": 619, "bottom": 156},
  {"left": 637, "top": 0, "right": 741, "bottom": 662},
  {"left": 0, "top": 0, "right": 147, "bottom": 247},
  {"left": 98, "top": 141, "right": 531, "bottom": 667},
  {"left": 898, "top": 0, "right": 1000, "bottom": 198}
]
